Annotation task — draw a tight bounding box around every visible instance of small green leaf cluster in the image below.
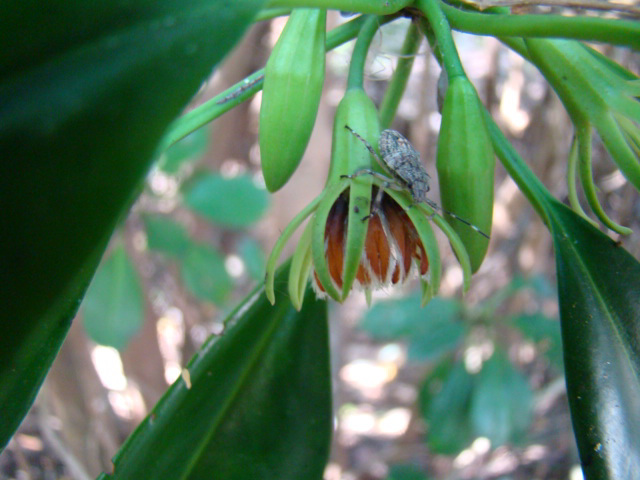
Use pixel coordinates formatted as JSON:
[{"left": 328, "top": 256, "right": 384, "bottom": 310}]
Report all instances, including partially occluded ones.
[{"left": 359, "top": 277, "right": 561, "bottom": 459}]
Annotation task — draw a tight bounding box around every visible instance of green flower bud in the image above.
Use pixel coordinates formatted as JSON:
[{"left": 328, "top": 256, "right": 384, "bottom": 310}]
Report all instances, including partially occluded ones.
[
  {"left": 259, "top": 9, "right": 326, "bottom": 192},
  {"left": 437, "top": 76, "right": 495, "bottom": 272}
]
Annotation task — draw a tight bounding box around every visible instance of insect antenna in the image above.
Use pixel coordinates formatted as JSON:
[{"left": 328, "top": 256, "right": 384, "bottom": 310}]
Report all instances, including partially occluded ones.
[{"left": 423, "top": 198, "right": 490, "bottom": 239}]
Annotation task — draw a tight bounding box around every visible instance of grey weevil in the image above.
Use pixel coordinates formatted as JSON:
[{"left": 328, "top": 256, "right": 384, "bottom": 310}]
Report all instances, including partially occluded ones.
[{"left": 343, "top": 125, "right": 489, "bottom": 239}]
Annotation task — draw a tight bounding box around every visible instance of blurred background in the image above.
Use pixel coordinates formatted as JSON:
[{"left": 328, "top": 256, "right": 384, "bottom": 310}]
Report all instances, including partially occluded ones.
[{"left": 2, "top": 7, "right": 639, "bottom": 480}]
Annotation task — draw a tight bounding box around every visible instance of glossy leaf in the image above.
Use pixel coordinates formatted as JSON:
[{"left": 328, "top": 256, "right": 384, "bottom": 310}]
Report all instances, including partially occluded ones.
[
  {"left": 470, "top": 348, "right": 533, "bottom": 447},
  {"left": 98, "top": 263, "right": 331, "bottom": 480},
  {"left": 181, "top": 243, "right": 232, "bottom": 305},
  {"left": 82, "top": 245, "right": 145, "bottom": 350},
  {"left": 143, "top": 214, "right": 190, "bottom": 258},
  {"left": 0, "top": 0, "right": 264, "bottom": 448},
  {"left": 547, "top": 200, "right": 640, "bottom": 479},
  {"left": 183, "top": 172, "right": 269, "bottom": 227},
  {"left": 420, "top": 359, "right": 475, "bottom": 454},
  {"left": 158, "top": 126, "right": 209, "bottom": 174}
]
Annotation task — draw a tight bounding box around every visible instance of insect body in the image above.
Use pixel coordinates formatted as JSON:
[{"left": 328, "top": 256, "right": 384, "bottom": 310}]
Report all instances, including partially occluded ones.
[{"left": 344, "top": 125, "right": 489, "bottom": 239}]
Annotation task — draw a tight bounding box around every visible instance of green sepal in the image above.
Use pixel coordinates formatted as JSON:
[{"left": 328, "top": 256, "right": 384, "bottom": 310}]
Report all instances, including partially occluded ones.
[
  {"left": 260, "top": 8, "right": 327, "bottom": 192},
  {"left": 288, "top": 221, "right": 313, "bottom": 310},
  {"left": 311, "top": 179, "right": 350, "bottom": 302},
  {"left": 342, "top": 176, "right": 373, "bottom": 299},
  {"left": 265, "top": 193, "right": 322, "bottom": 304},
  {"left": 575, "top": 121, "right": 632, "bottom": 235},
  {"left": 525, "top": 38, "right": 640, "bottom": 193},
  {"left": 384, "top": 189, "right": 442, "bottom": 304},
  {"left": 327, "top": 89, "right": 384, "bottom": 182},
  {"left": 327, "top": 88, "right": 381, "bottom": 299}
]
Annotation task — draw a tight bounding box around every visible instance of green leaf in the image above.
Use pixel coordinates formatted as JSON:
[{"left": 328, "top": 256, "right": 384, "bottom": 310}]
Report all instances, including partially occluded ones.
[
  {"left": 470, "top": 348, "right": 533, "bottom": 447},
  {"left": 183, "top": 172, "right": 269, "bottom": 227},
  {"left": 547, "top": 200, "right": 640, "bottom": 479},
  {"left": 0, "top": 0, "right": 264, "bottom": 449},
  {"left": 360, "top": 295, "right": 461, "bottom": 340},
  {"left": 420, "top": 359, "right": 475, "bottom": 454},
  {"left": 143, "top": 214, "right": 190, "bottom": 258},
  {"left": 387, "top": 464, "right": 431, "bottom": 480},
  {"left": 158, "top": 126, "right": 209, "bottom": 174},
  {"left": 82, "top": 245, "right": 144, "bottom": 350},
  {"left": 238, "top": 236, "right": 266, "bottom": 282},
  {"left": 512, "top": 313, "right": 563, "bottom": 369},
  {"left": 98, "top": 263, "right": 331, "bottom": 480},
  {"left": 181, "top": 243, "right": 232, "bottom": 305},
  {"left": 407, "top": 316, "right": 467, "bottom": 363}
]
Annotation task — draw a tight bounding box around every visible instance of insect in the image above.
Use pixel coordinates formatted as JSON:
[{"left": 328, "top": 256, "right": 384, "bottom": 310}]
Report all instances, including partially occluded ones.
[{"left": 343, "top": 125, "right": 489, "bottom": 239}]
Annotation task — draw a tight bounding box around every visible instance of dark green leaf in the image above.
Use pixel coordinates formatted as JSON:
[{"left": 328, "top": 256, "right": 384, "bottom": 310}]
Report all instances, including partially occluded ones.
[
  {"left": 360, "top": 295, "right": 461, "bottom": 340},
  {"left": 181, "top": 243, "right": 232, "bottom": 305},
  {"left": 238, "top": 236, "right": 266, "bottom": 281},
  {"left": 512, "top": 313, "right": 563, "bottom": 369},
  {"left": 0, "top": 0, "right": 263, "bottom": 448},
  {"left": 158, "top": 126, "right": 209, "bottom": 174},
  {"left": 387, "top": 464, "right": 431, "bottom": 480},
  {"left": 143, "top": 214, "right": 190, "bottom": 258},
  {"left": 470, "top": 348, "right": 533, "bottom": 446},
  {"left": 98, "top": 263, "right": 331, "bottom": 480},
  {"left": 82, "top": 245, "right": 144, "bottom": 350},
  {"left": 420, "top": 359, "right": 475, "bottom": 454},
  {"left": 548, "top": 200, "right": 640, "bottom": 479},
  {"left": 183, "top": 172, "right": 269, "bottom": 227}
]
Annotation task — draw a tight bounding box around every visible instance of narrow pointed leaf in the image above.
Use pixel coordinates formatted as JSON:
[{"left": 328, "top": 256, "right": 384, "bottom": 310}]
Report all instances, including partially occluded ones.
[
  {"left": 548, "top": 200, "right": 640, "bottom": 479},
  {"left": 98, "top": 264, "right": 331, "bottom": 480},
  {"left": 0, "top": 0, "right": 264, "bottom": 448}
]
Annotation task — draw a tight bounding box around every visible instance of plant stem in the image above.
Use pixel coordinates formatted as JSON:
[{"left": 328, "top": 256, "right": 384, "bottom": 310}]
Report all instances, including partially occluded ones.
[
  {"left": 379, "top": 21, "right": 421, "bottom": 128},
  {"left": 415, "top": 0, "right": 465, "bottom": 79},
  {"left": 160, "top": 14, "right": 397, "bottom": 152},
  {"left": 254, "top": 8, "right": 291, "bottom": 22},
  {"left": 484, "top": 109, "right": 554, "bottom": 225},
  {"left": 265, "top": 0, "right": 412, "bottom": 14},
  {"left": 346, "top": 15, "right": 384, "bottom": 90},
  {"left": 440, "top": 2, "right": 640, "bottom": 49}
]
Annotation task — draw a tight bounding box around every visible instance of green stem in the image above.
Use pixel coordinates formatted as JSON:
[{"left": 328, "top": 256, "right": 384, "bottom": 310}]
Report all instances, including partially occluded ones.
[
  {"left": 159, "top": 14, "right": 396, "bottom": 152},
  {"left": 254, "top": 8, "right": 291, "bottom": 22},
  {"left": 440, "top": 2, "right": 640, "bottom": 49},
  {"left": 346, "top": 15, "right": 383, "bottom": 90},
  {"left": 379, "top": 21, "right": 421, "bottom": 129},
  {"left": 265, "top": 0, "right": 412, "bottom": 14},
  {"left": 484, "top": 109, "right": 554, "bottom": 226},
  {"left": 416, "top": 0, "right": 465, "bottom": 79}
]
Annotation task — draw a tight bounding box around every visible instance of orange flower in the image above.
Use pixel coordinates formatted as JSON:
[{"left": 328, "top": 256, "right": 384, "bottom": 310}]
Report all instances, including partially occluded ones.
[{"left": 313, "top": 188, "right": 428, "bottom": 294}]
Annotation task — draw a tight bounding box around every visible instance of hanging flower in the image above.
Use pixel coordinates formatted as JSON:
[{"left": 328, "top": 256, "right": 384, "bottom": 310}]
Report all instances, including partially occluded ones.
[{"left": 265, "top": 90, "right": 473, "bottom": 310}]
